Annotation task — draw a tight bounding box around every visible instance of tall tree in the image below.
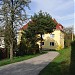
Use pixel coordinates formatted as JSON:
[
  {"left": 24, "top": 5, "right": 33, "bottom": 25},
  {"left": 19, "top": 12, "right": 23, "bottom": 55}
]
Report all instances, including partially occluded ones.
[
  {"left": 27, "top": 11, "right": 56, "bottom": 52},
  {"left": 0, "top": 0, "right": 31, "bottom": 60}
]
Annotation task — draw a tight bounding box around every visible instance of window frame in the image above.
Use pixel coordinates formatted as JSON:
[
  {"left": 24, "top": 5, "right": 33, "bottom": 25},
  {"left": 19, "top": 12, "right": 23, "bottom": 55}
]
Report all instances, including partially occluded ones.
[
  {"left": 50, "top": 34, "right": 55, "bottom": 38},
  {"left": 50, "top": 42, "right": 54, "bottom": 46}
]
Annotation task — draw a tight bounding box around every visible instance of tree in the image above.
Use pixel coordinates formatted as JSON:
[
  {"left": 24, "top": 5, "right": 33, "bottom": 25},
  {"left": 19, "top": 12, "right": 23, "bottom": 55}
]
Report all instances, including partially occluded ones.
[
  {"left": 27, "top": 11, "right": 56, "bottom": 52},
  {"left": 21, "top": 28, "right": 39, "bottom": 54},
  {"left": 0, "top": 0, "right": 31, "bottom": 60},
  {"left": 0, "top": 26, "right": 4, "bottom": 36},
  {"left": 64, "top": 26, "right": 74, "bottom": 47}
]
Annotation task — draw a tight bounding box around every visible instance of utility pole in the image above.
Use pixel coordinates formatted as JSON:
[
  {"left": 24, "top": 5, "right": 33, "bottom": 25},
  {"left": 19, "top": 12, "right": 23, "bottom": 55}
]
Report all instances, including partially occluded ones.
[{"left": 72, "top": 25, "right": 74, "bottom": 41}]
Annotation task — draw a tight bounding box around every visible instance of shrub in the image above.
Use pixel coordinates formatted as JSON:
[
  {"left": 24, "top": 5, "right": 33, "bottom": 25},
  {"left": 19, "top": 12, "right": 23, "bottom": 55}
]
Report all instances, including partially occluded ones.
[
  {"left": 70, "top": 40, "right": 75, "bottom": 75},
  {"left": 17, "top": 40, "right": 27, "bottom": 56},
  {"left": 64, "top": 40, "right": 71, "bottom": 48},
  {"left": 28, "top": 44, "right": 39, "bottom": 54},
  {"left": 56, "top": 45, "right": 63, "bottom": 50},
  {"left": 0, "top": 49, "right": 2, "bottom": 60},
  {"left": 0, "top": 48, "right": 7, "bottom": 60}
]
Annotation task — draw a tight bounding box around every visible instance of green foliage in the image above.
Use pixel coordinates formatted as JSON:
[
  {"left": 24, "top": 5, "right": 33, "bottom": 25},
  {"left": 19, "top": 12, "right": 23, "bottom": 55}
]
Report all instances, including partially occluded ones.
[
  {"left": 0, "top": 49, "right": 2, "bottom": 60},
  {"left": 17, "top": 31, "right": 39, "bottom": 55},
  {"left": 56, "top": 45, "right": 63, "bottom": 50},
  {"left": 0, "top": 53, "right": 41, "bottom": 67},
  {"left": 17, "top": 40, "right": 27, "bottom": 56},
  {"left": 0, "top": 48, "right": 7, "bottom": 60},
  {"left": 64, "top": 27, "right": 73, "bottom": 48},
  {"left": 0, "top": 0, "right": 31, "bottom": 59},
  {"left": 29, "top": 44, "right": 39, "bottom": 54},
  {"left": 70, "top": 40, "right": 75, "bottom": 75},
  {"left": 64, "top": 34, "right": 72, "bottom": 47},
  {"left": 27, "top": 11, "right": 56, "bottom": 51},
  {"left": 30, "top": 11, "right": 56, "bottom": 34}
]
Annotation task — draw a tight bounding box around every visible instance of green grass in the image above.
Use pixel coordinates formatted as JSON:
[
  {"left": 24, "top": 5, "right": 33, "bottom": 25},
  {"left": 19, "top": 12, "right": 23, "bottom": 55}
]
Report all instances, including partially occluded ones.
[
  {"left": 39, "top": 47, "right": 71, "bottom": 75},
  {"left": 0, "top": 51, "right": 47, "bottom": 67}
]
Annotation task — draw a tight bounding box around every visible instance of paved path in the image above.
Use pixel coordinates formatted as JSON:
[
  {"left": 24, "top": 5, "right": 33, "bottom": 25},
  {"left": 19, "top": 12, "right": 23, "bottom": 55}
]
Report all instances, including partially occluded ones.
[{"left": 0, "top": 51, "right": 59, "bottom": 75}]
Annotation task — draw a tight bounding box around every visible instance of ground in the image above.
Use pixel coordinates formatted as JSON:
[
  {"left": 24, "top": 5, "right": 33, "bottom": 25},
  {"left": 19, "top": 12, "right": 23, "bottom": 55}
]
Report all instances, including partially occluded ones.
[{"left": 0, "top": 51, "right": 59, "bottom": 75}]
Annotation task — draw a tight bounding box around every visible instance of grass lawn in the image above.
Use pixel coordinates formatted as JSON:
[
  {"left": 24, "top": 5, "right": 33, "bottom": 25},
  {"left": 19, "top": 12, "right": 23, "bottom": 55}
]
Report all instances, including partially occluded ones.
[
  {"left": 39, "top": 47, "right": 71, "bottom": 75},
  {"left": 0, "top": 51, "right": 47, "bottom": 67}
]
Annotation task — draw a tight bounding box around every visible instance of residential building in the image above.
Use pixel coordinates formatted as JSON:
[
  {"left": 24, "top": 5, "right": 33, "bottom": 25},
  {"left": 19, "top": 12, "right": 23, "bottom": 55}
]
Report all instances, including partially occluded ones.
[
  {"left": 37, "top": 24, "right": 64, "bottom": 50},
  {"left": 17, "top": 19, "right": 64, "bottom": 50}
]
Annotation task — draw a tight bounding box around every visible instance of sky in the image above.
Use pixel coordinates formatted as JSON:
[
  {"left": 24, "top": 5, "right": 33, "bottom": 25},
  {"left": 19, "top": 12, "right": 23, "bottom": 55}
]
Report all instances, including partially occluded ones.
[{"left": 26, "top": 0, "right": 74, "bottom": 33}]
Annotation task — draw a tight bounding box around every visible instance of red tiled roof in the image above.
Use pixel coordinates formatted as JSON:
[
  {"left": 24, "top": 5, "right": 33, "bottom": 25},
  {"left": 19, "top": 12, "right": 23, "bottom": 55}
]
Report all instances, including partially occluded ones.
[
  {"left": 53, "top": 18, "right": 58, "bottom": 24},
  {"left": 20, "top": 24, "right": 28, "bottom": 30},
  {"left": 56, "top": 23, "right": 63, "bottom": 31},
  {"left": 20, "top": 21, "right": 33, "bottom": 30},
  {"left": 20, "top": 19, "right": 63, "bottom": 31}
]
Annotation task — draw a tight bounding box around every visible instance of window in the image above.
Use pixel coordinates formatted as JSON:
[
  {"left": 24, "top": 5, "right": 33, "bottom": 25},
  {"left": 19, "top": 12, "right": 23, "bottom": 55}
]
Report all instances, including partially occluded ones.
[
  {"left": 42, "top": 42, "right": 44, "bottom": 45},
  {"left": 50, "top": 34, "right": 54, "bottom": 38},
  {"left": 40, "top": 42, "right": 44, "bottom": 45},
  {"left": 50, "top": 42, "right": 54, "bottom": 46}
]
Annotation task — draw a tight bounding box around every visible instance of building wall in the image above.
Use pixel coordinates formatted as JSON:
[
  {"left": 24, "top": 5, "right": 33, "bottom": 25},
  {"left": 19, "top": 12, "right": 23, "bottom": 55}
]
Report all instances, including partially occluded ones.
[
  {"left": 17, "top": 30, "right": 23, "bottom": 45},
  {"left": 37, "top": 30, "right": 64, "bottom": 50},
  {"left": 0, "top": 37, "right": 5, "bottom": 48},
  {"left": 60, "top": 31, "right": 64, "bottom": 48},
  {"left": 17, "top": 29, "right": 64, "bottom": 50}
]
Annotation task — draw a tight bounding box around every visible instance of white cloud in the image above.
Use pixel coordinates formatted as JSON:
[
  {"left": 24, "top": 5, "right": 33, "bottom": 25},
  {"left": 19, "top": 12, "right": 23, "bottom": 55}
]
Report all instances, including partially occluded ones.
[
  {"left": 54, "top": 0, "right": 73, "bottom": 11},
  {"left": 31, "top": 0, "right": 73, "bottom": 14},
  {"left": 55, "top": 13, "right": 74, "bottom": 21},
  {"left": 30, "top": 0, "right": 74, "bottom": 30}
]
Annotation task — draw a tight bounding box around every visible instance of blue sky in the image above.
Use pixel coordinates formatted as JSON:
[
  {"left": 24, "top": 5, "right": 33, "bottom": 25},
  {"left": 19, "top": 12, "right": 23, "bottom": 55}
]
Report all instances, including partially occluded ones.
[{"left": 26, "top": 0, "right": 74, "bottom": 33}]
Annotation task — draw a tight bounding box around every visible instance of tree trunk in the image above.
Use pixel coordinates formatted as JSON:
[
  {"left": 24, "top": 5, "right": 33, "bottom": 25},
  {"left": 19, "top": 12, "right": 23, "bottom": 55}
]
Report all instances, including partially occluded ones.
[
  {"left": 10, "top": 43, "right": 13, "bottom": 60},
  {"left": 10, "top": 0, "right": 14, "bottom": 60},
  {"left": 40, "top": 34, "right": 42, "bottom": 52}
]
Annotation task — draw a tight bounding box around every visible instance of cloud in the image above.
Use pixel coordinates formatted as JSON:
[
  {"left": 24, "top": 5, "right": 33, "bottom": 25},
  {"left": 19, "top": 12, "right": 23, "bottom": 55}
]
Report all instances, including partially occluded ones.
[
  {"left": 31, "top": 0, "right": 61, "bottom": 13},
  {"left": 54, "top": 0, "right": 74, "bottom": 11},
  {"left": 31, "top": 0, "right": 74, "bottom": 14},
  {"left": 29, "top": 0, "right": 74, "bottom": 29},
  {"left": 55, "top": 13, "right": 74, "bottom": 21}
]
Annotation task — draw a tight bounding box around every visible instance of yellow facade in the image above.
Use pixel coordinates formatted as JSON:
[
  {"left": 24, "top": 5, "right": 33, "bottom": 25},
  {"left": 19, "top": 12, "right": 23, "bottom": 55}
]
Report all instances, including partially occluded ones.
[
  {"left": 17, "top": 29, "right": 64, "bottom": 50},
  {"left": 37, "top": 29, "right": 64, "bottom": 50},
  {"left": 17, "top": 30, "right": 23, "bottom": 45}
]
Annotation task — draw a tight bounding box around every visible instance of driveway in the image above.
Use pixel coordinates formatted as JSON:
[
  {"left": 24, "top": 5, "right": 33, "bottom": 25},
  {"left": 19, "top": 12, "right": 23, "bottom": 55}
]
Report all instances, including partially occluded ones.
[{"left": 0, "top": 51, "right": 59, "bottom": 75}]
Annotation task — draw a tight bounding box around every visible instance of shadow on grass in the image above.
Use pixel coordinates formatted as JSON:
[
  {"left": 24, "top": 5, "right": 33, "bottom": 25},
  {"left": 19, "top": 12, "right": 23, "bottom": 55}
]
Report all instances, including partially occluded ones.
[{"left": 39, "top": 61, "right": 70, "bottom": 75}]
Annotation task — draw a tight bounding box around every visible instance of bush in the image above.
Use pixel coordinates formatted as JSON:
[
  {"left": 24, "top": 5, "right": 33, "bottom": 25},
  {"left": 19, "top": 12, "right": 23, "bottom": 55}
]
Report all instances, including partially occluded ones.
[
  {"left": 17, "top": 40, "right": 27, "bottom": 56},
  {"left": 0, "top": 48, "right": 7, "bottom": 60},
  {"left": 56, "top": 45, "right": 63, "bottom": 50},
  {"left": 28, "top": 44, "right": 39, "bottom": 54},
  {"left": 0, "top": 49, "right": 2, "bottom": 60},
  {"left": 64, "top": 40, "right": 71, "bottom": 48},
  {"left": 70, "top": 40, "right": 75, "bottom": 75}
]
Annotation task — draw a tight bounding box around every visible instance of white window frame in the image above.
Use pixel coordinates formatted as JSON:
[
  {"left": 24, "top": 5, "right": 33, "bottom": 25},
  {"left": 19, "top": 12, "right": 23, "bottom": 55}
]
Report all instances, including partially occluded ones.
[{"left": 50, "top": 34, "right": 54, "bottom": 38}]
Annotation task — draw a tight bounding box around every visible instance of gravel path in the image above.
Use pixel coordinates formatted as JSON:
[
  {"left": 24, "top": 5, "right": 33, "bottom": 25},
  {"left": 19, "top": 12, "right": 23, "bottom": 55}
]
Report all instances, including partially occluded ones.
[{"left": 0, "top": 51, "right": 59, "bottom": 75}]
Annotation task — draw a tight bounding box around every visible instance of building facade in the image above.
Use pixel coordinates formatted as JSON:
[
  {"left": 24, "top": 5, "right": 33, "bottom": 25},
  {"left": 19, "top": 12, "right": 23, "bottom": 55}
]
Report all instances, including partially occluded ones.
[{"left": 17, "top": 20, "right": 64, "bottom": 50}]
